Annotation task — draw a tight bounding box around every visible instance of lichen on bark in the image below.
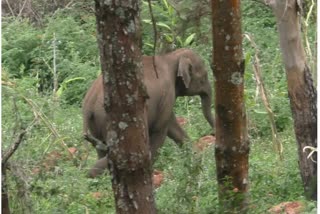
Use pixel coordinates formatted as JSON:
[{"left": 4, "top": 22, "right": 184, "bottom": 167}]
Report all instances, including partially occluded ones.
[{"left": 94, "top": 0, "right": 156, "bottom": 213}]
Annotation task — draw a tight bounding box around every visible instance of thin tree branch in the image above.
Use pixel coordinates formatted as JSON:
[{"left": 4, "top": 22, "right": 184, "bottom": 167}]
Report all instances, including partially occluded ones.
[
  {"left": 2, "top": 117, "right": 37, "bottom": 165},
  {"left": 17, "top": 0, "right": 29, "bottom": 17},
  {"left": 65, "top": 0, "right": 75, "bottom": 9},
  {"left": 12, "top": 97, "right": 22, "bottom": 137},
  {"left": 4, "top": 0, "right": 15, "bottom": 16},
  {"left": 302, "top": 0, "right": 316, "bottom": 81},
  {"left": 52, "top": 33, "right": 58, "bottom": 100},
  {"left": 147, "top": 0, "right": 159, "bottom": 79},
  {"left": 2, "top": 131, "right": 27, "bottom": 164}
]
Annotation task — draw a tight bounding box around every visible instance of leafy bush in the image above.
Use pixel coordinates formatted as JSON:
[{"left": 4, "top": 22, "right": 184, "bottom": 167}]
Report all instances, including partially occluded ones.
[{"left": 2, "top": 18, "right": 42, "bottom": 78}]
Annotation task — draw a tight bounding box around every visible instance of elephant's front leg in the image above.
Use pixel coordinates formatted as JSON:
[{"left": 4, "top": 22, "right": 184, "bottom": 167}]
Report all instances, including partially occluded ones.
[
  {"left": 167, "top": 112, "right": 189, "bottom": 146},
  {"left": 149, "top": 128, "right": 169, "bottom": 163}
]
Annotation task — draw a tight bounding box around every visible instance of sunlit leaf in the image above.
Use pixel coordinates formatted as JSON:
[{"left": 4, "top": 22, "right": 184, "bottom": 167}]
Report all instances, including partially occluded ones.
[
  {"left": 56, "top": 77, "right": 85, "bottom": 97},
  {"left": 184, "top": 33, "right": 196, "bottom": 46},
  {"left": 156, "top": 22, "right": 171, "bottom": 30},
  {"left": 253, "top": 110, "right": 268, "bottom": 114},
  {"left": 142, "top": 20, "right": 171, "bottom": 31},
  {"left": 164, "top": 34, "right": 173, "bottom": 43}
]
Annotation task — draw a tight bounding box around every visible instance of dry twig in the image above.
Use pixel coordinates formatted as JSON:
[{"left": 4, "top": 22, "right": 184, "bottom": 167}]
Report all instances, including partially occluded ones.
[
  {"left": 244, "top": 33, "right": 283, "bottom": 160},
  {"left": 22, "top": 97, "right": 76, "bottom": 159},
  {"left": 17, "top": 0, "right": 29, "bottom": 17}
]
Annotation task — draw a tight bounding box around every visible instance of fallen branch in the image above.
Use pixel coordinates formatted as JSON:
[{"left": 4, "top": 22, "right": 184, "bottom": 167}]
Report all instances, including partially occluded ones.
[{"left": 244, "top": 33, "right": 283, "bottom": 160}]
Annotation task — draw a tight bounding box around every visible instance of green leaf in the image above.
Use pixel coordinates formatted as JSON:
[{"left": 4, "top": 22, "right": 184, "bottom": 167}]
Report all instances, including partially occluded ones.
[
  {"left": 245, "top": 52, "right": 252, "bottom": 68},
  {"left": 64, "top": 77, "right": 85, "bottom": 84},
  {"left": 183, "top": 33, "right": 196, "bottom": 46},
  {"left": 162, "top": 0, "right": 169, "bottom": 10},
  {"left": 176, "top": 36, "right": 183, "bottom": 46},
  {"left": 142, "top": 20, "right": 171, "bottom": 31},
  {"left": 156, "top": 22, "right": 171, "bottom": 30},
  {"left": 56, "top": 87, "right": 64, "bottom": 97},
  {"left": 144, "top": 43, "right": 154, "bottom": 48},
  {"left": 56, "top": 77, "right": 85, "bottom": 97},
  {"left": 164, "top": 34, "right": 173, "bottom": 43},
  {"left": 142, "top": 19, "right": 152, "bottom": 24},
  {"left": 253, "top": 109, "right": 268, "bottom": 114}
]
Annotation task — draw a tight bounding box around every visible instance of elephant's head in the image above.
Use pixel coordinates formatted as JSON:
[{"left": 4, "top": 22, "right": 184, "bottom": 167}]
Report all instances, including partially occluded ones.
[{"left": 171, "top": 49, "right": 215, "bottom": 131}]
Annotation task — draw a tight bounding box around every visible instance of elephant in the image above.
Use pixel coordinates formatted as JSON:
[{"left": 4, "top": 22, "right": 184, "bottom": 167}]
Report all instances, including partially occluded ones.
[{"left": 82, "top": 48, "right": 214, "bottom": 178}]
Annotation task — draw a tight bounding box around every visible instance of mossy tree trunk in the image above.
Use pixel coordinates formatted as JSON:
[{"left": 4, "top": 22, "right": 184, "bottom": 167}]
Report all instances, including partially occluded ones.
[
  {"left": 211, "top": 0, "right": 249, "bottom": 212},
  {"left": 94, "top": 1, "right": 156, "bottom": 213},
  {"left": 266, "top": 0, "right": 317, "bottom": 201}
]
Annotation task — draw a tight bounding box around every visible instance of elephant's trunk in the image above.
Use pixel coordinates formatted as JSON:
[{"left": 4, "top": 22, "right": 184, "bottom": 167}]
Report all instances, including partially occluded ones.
[{"left": 200, "top": 90, "right": 215, "bottom": 130}]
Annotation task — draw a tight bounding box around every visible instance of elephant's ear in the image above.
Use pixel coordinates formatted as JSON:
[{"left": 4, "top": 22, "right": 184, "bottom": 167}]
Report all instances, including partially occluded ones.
[{"left": 177, "top": 56, "right": 192, "bottom": 88}]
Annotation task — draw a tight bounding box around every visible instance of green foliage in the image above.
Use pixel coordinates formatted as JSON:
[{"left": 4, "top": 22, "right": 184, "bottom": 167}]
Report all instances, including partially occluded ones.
[
  {"left": 3, "top": 78, "right": 314, "bottom": 213},
  {"left": 2, "top": 78, "right": 115, "bottom": 213},
  {"left": 2, "top": 10, "right": 99, "bottom": 106},
  {"left": 241, "top": 0, "right": 296, "bottom": 137},
  {"left": 141, "top": 0, "right": 199, "bottom": 54},
  {"left": 2, "top": 18, "right": 42, "bottom": 78},
  {"left": 2, "top": 0, "right": 317, "bottom": 213}
]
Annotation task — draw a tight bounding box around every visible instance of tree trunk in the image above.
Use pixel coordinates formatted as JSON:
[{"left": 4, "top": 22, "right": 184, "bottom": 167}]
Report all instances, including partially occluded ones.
[
  {"left": 94, "top": 1, "right": 156, "bottom": 213},
  {"left": 212, "top": 0, "right": 249, "bottom": 213},
  {"left": 266, "top": 0, "right": 317, "bottom": 201},
  {"left": 2, "top": 163, "right": 10, "bottom": 214}
]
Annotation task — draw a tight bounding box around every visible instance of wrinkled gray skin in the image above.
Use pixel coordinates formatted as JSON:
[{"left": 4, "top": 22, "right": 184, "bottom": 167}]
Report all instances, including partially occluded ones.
[{"left": 83, "top": 49, "right": 214, "bottom": 178}]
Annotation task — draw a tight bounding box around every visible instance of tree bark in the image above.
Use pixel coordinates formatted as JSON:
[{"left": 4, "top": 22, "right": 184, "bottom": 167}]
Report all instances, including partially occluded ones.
[
  {"left": 266, "top": 0, "right": 317, "bottom": 201},
  {"left": 2, "top": 163, "right": 10, "bottom": 214},
  {"left": 94, "top": 1, "right": 156, "bottom": 213},
  {"left": 212, "top": 0, "right": 249, "bottom": 212}
]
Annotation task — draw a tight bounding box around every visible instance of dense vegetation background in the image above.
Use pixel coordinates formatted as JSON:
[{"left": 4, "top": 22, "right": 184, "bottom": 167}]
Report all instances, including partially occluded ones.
[{"left": 2, "top": 0, "right": 317, "bottom": 213}]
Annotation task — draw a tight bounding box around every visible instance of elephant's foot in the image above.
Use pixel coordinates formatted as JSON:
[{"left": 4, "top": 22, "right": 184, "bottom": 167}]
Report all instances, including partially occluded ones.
[{"left": 88, "top": 157, "right": 109, "bottom": 178}]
